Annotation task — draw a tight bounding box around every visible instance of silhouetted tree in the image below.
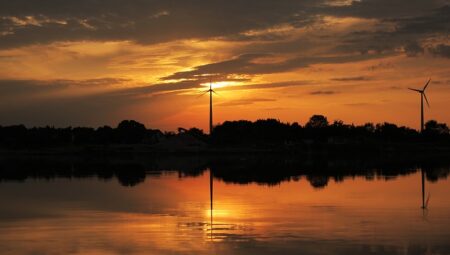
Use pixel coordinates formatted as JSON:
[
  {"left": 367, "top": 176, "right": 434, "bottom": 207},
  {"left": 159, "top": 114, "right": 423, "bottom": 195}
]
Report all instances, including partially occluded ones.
[
  {"left": 96, "top": 125, "right": 114, "bottom": 144},
  {"left": 186, "top": 128, "right": 208, "bottom": 142},
  {"left": 363, "top": 123, "right": 375, "bottom": 133},
  {"left": 116, "top": 120, "right": 146, "bottom": 144},
  {"left": 212, "top": 119, "right": 294, "bottom": 145},
  {"left": 306, "top": 115, "right": 329, "bottom": 128},
  {"left": 425, "top": 120, "right": 450, "bottom": 136}
]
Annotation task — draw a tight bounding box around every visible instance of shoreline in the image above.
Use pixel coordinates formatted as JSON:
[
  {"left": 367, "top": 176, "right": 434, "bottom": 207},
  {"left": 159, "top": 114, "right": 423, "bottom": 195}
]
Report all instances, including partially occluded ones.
[{"left": 1, "top": 142, "right": 450, "bottom": 160}]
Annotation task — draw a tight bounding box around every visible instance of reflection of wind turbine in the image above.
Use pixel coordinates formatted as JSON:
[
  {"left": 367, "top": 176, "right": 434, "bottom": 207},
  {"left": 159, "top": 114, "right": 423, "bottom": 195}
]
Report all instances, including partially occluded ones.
[
  {"left": 408, "top": 78, "right": 431, "bottom": 133},
  {"left": 421, "top": 169, "right": 430, "bottom": 209},
  {"left": 199, "top": 78, "right": 217, "bottom": 135},
  {"left": 210, "top": 168, "right": 214, "bottom": 240}
]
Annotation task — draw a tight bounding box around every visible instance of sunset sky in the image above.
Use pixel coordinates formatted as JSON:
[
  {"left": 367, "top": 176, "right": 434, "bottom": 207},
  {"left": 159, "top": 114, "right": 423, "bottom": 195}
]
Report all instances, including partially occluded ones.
[{"left": 0, "top": 0, "right": 449, "bottom": 131}]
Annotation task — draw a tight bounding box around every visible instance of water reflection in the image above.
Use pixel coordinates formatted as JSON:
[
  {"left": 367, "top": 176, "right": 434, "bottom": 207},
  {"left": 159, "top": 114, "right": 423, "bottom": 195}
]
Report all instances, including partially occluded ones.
[
  {"left": 1, "top": 155, "right": 449, "bottom": 188},
  {"left": 210, "top": 168, "right": 214, "bottom": 241},
  {"left": 0, "top": 156, "right": 449, "bottom": 254}
]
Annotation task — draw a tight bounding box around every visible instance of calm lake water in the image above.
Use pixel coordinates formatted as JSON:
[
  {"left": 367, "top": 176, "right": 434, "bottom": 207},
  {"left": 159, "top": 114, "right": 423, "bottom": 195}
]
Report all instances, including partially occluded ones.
[{"left": 0, "top": 160, "right": 449, "bottom": 255}]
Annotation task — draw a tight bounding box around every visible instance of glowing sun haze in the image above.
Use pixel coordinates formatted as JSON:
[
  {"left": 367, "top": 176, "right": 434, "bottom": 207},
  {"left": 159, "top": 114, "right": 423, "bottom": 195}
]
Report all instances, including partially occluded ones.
[{"left": 0, "top": 0, "right": 449, "bottom": 131}]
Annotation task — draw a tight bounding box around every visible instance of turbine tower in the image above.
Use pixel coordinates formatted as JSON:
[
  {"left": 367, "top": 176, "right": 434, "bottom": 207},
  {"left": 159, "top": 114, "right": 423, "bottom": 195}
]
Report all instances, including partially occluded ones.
[
  {"left": 408, "top": 78, "right": 431, "bottom": 133},
  {"left": 199, "top": 78, "right": 217, "bottom": 135}
]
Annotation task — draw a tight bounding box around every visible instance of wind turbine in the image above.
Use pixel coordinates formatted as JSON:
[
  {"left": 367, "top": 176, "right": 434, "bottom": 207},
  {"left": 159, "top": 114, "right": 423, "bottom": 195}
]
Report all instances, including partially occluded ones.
[
  {"left": 408, "top": 78, "right": 431, "bottom": 133},
  {"left": 199, "top": 78, "right": 217, "bottom": 135}
]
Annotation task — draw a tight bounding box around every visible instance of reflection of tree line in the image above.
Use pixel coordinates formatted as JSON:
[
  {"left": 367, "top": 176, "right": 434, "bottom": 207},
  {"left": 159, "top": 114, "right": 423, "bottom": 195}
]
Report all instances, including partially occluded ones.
[
  {"left": 0, "top": 155, "right": 448, "bottom": 188},
  {"left": 209, "top": 155, "right": 450, "bottom": 188}
]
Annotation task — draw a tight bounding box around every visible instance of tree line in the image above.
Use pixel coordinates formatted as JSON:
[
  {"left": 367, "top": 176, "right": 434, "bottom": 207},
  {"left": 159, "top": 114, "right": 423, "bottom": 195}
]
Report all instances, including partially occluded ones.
[
  {"left": 0, "top": 120, "right": 162, "bottom": 148},
  {"left": 0, "top": 116, "right": 449, "bottom": 148},
  {"left": 211, "top": 115, "right": 450, "bottom": 146}
]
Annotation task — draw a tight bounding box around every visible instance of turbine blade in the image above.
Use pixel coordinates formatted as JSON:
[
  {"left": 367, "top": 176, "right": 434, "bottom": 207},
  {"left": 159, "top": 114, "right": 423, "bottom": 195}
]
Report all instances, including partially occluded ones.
[
  {"left": 408, "top": 88, "right": 422, "bottom": 93},
  {"left": 423, "top": 78, "right": 431, "bottom": 91},
  {"left": 212, "top": 90, "right": 219, "bottom": 95},
  {"left": 423, "top": 93, "right": 430, "bottom": 107},
  {"left": 196, "top": 91, "right": 209, "bottom": 98}
]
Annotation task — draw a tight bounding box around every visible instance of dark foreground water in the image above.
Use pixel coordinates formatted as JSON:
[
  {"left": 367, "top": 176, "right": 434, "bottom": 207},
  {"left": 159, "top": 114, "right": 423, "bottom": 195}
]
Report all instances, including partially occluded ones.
[{"left": 0, "top": 157, "right": 449, "bottom": 255}]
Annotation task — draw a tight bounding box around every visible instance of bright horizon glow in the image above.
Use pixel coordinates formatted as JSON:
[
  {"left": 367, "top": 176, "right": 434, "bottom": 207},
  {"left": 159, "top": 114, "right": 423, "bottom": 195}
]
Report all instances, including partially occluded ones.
[{"left": 200, "top": 81, "right": 242, "bottom": 90}]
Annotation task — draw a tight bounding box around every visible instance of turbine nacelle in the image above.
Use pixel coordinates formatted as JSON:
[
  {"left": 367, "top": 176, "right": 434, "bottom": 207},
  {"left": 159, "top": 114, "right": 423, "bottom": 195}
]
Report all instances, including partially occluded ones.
[
  {"left": 408, "top": 78, "right": 431, "bottom": 108},
  {"left": 198, "top": 79, "right": 218, "bottom": 96},
  {"left": 408, "top": 88, "right": 423, "bottom": 93}
]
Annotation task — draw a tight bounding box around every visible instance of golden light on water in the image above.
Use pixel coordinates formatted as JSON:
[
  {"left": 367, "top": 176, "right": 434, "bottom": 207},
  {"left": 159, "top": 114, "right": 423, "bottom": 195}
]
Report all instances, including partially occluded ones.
[
  {"left": 2, "top": 170, "right": 450, "bottom": 254},
  {"left": 204, "top": 208, "right": 237, "bottom": 220}
]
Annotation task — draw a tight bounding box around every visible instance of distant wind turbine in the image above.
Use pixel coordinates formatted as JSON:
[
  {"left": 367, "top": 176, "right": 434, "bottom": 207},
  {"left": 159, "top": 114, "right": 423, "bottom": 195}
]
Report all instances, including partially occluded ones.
[
  {"left": 199, "top": 78, "right": 217, "bottom": 135},
  {"left": 408, "top": 78, "right": 431, "bottom": 133}
]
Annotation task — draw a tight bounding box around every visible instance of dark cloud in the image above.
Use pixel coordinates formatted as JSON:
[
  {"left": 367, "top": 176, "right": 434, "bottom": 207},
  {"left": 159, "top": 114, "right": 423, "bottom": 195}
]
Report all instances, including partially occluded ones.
[
  {"left": 0, "top": 79, "right": 68, "bottom": 96},
  {"left": 389, "top": 86, "right": 403, "bottom": 90},
  {"left": 429, "top": 44, "right": 450, "bottom": 58},
  {"left": 332, "top": 5, "right": 450, "bottom": 56},
  {"left": 331, "top": 76, "right": 370, "bottom": 82},
  {"left": 404, "top": 41, "right": 425, "bottom": 57},
  {"left": 0, "top": 0, "right": 323, "bottom": 49},
  {"left": 0, "top": 77, "right": 309, "bottom": 127},
  {"left": 309, "top": 90, "right": 339, "bottom": 95},
  {"left": 0, "top": 78, "right": 136, "bottom": 127},
  {"left": 344, "top": 102, "right": 373, "bottom": 107},
  {"left": 161, "top": 54, "right": 274, "bottom": 80},
  {"left": 367, "top": 62, "right": 395, "bottom": 71},
  {"left": 112, "top": 79, "right": 314, "bottom": 98},
  {"left": 0, "top": 90, "right": 136, "bottom": 127},
  {"left": 0, "top": 78, "right": 311, "bottom": 109},
  {"left": 163, "top": 53, "right": 385, "bottom": 81},
  {"left": 0, "top": 78, "right": 194, "bottom": 128},
  {"left": 222, "top": 80, "right": 314, "bottom": 91},
  {"left": 119, "top": 75, "right": 251, "bottom": 96},
  {"left": 0, "top": 0, "right": 447, "bottom": 52},
  {"left": 0, "top": 78, "right": 128, "bottom": 96},
  {"left": 431, "top": 79, "right": 450, "bottom": 85},
  {"left": 120, "top": 80, "right": 199, "bottom": 95},
  {"left": 389, "top": 5, "right": 450, "bottom": 35},
  {"left": 218, "top": 98, "right": 276, "bottom": 107},
  {"left": 324, "top": 0, "right": 445, "bottom": 19},
  {"left": 60, "top": 78, "right": 131, "bottom": 87}
]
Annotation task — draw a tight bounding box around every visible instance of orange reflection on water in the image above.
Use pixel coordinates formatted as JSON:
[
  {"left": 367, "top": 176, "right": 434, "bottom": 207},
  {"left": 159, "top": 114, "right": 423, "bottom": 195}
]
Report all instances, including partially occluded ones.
[{"left": 0, "top": 170, "right": 449, "bottom": 254}]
